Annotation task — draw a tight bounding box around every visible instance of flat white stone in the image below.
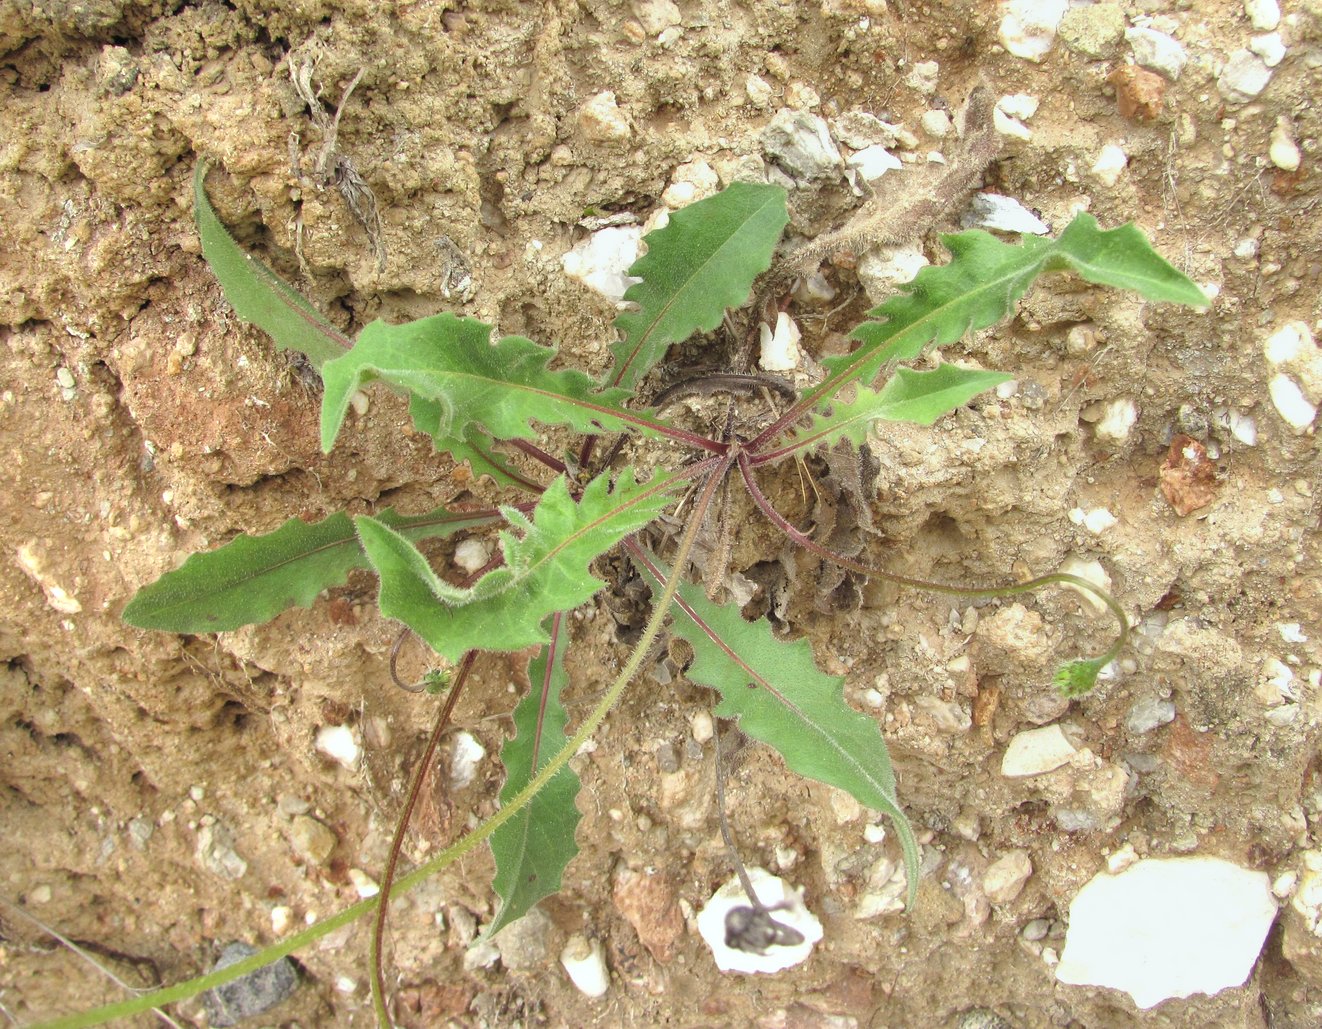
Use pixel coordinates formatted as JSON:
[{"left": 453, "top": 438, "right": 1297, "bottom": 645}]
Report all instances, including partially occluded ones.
[
  {"left": 1127, "top": 27, "right": 1187, "bottom": 79},
  {"left": 561, "top": 226, "right": 643, "bottom": 302},
  {"left": 315, "top": 725, "right": 360, "bottom": 770},
  {"left": 1251, "top": 32, "right": 1286, "bottom": 68},
  {"left": 1269, "top": 120, "right": 1301, "bottom": 171},
  {"left": 758, "top": 312, "right": 801, "bottom": 371},
  {"left": 964, "top": 193, "right": 1048, "bottom": 235},
  {"left": 984, "top": 849, "right": 1034, "bottom": 903},
  {"left": 1217, "top": 49, "right": 1273, "bottom": 104},
  {"left": 697, "top": 867, "right": 823, "bottom": 973},
  {"left": 1244, "top": 0, "right": 1280, "bottom": 31},
  {"left": 560, "top": 934, "right": 610, "bottom": 997},
  {"left": 856, "top": 245, "right": 928, "bottom": 304},
  {"left": 998, "top": 0, "right": 1068, "bottom": 62},
  {"left": 1091, "top": 396, "right": 1138, "bottom": 442},
  {"left": 1090, "top": 144, "right": 1128, "bottom": 187},
  {"left": 1056, "top": 857, "right": 1277, "bottom": 1009},
  {"left": 1269, "top": 374, "right": 1317, "bottom": 430},
  {"left": 449, "top": 730, "right": 486, "bottom": 788},
  {"left": 845, "top": 143, "right": 902, "bottom": 181},
  {"left": 1001, "top": 724, "right": 1077, "bottom": 777}
]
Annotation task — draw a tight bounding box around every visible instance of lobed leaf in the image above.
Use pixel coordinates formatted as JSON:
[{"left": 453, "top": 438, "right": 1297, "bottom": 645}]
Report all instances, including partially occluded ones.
[
  {"left": 632, "top": 548, "right": 920, "bottom": 909},
  {"left": 320, "top": 313, "right": 659, "bottom": 454},
  {"left": 194, "top": 161, "right": 351, "bottom": 372},
  {"left": 487, "top": 615, "right": 582, "bottom": 937},
  {"left": 356, "top": 470, "right": 681, "bottom": 662},
  {"left": 769, "top": 364, "right": 1012, "bottom": 457},
  {"left": 607, "top": 182, "right": 789, "bottom": 394},
  {"left": 122, "top": 507, "right": 494, "bottom": 633}
]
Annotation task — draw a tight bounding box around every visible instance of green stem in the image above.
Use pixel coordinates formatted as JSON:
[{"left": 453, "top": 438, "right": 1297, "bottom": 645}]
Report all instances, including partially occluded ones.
[{"left": 42, "top": 455, "right": 736, "bottom": 1029}]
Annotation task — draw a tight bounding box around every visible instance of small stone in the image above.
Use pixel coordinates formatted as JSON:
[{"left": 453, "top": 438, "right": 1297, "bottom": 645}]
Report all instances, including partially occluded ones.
[
  {"left": 492, "top": 907, "right": 553, "bottom": 971},
  {"left": 1126, "top": 695, "right": 1176, "bottom": 734},
  {"left": 1001, "top": 724, "right": 1077, "bottom": 778},
  {"left": 613, "top": 865, "right": 685, "bottom": 964},
  {"left": 1108, "top": 65, "right": 1166, "bottom": 120},
  {"left": 831, "top": 110, "right": 898, "bottom": 150},
  {"left": 453, "top": 538, "right": 491, "bottom": 574},
  {"left": 1245, "top": 0, "right": 1280, "bottom": 31},
  {"left": 905, "top": 60, "right": 940, "bottom": 95},
  {"left": 1055, "top": 857, "right": 1276, "bottom": 1009},
  {"left": 845, "top": 143, "right": 902, "bottom": 181},
  {"left": 745, "top": 74, "right": 774, "bottom": 108},
  {"left": 202, "top": 943, "right": 299, "bottom": 1028},
  {"left": 55, "top": 367, "right": 75, "bottom": 389},
  {"left": 449, "top": 731, "right": 486, "bottom": 789},
  {"left": 993, "top": 107, "right": 1032, "bottom": 142},
  {"left": 1269, "top": 120, "right": 1302, "bottom": 172},
  {"left": 561, "top": 934, "right": 610, "bottom": 997},
  {"left": 758, "top": 312, "right": 802, "bottom": 372},
  {"left": 561, "top": 226, "right": 644, "bottom": 302},
  {"left": 579, "top": 92, "right": 632, "bottom": 143},
  {"left": 1022, "top": 917, "right": 1050, "bottom": 941},
  {"left": 762, "top": 109, "right": 842, "bottom": 181},
  {"left": 1088, "top": 396, "right": 1138, "bottom": 442},
  {"left": 631, "top": 0, "right": 680, "bottom": 35},
  {"left": 920, "top": 109, "right": 952, "bottom": 137},
  {"left": 662, "top": 159, "right": 719, "bottom": 209},
  {"left": 348, "top": 868, "right": 380, "bottom": 898},
  {"left": 197, "top": 822, "right": 248, "bottom": 881},
  {"left": 1057, "top": 556, "right": 1112, "bottom": 615},
  {"left": 315, "top": 725, "right": 360, "bottom": 770},
  {"left": 288, "top": 815, "right": 337, "bottom": 866},
  {"left": 857, "top": 245, "right": 928, "bottom": 304},
  {"left": 697, "top": 867, "right": 824, "bottom": 973},
  {"left": 690, "top": 709, "right": 714, "bottom": 744},
  {"left": 984, "top": 850, "right": 1033, "bottom": 904},
  {"left": 1268, "top": 375, "right": 1317, "bottom": 430},
  {"left": 1126, "top": 27, "right": 1188, "bottom": 80},
  {"left": 15, "top": 542, "right": 81, "bottom": 614},
  {"left": 998, "top": 0, "right": 1068, "bottom": 62},
  {"left": 1081, "top": 508, "right": 1117, "bottom": 534},
  {"left": 1217, "top": 50, "right": 1273, "bottom": 104},
  {"left": 1090, "top": 144, "right": 1128, "bottom": 187},
  {"left": 963, "top": 193, "right": 1048, "bottom": 235},
  {"left": 1058, "top": 3, "right": 1125, "bottom": 58},
  {"left": 1250, "top": 32, "right": 1286, "bottom": 68},
  {"left": 1159, "top": 434, "right": 1219, "bottom": 516}
]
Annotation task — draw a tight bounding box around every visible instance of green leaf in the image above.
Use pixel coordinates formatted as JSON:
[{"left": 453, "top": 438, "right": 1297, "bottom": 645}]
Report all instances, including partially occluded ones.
[
  {"left": 122, "top": 507, "right": 494, "bottom": 633},
  {"left": 487, "top": 615, "right": 581, "bottom": 937},
  {"left": 775, "top": 364, "right": 1012, "bottom": 455},
  {"left": 320, "top": 313, "right": 659, "bottom": 454},
  {"left": 194, "top": 161, "right": 351, "bottom": 372},
  {"left": 607, "top": 183, "right": 789, "bottom": 393},
  {"left": 409, "top": 395, "right": 540, "bottom": 491},
  {"left": 632, "top": 548, "right": 920, "bottom": 909},
  {"left": 822, "top": 213, "right": 1209, "bottom": 396},
  {"left": 356, "top": 470, "right": 680, "bottom": 661}
]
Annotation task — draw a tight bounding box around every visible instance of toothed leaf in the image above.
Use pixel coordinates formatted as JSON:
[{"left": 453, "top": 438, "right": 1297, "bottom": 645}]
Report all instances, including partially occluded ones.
[
  {"left": 633, "top": 549, "right": 920, "bottom": 909},
  {"left": 122, "top": 507, "right": 493, "bottom": 633},
  {"left": 357, "top": 471, "right": 679, "bottom": 661},
  {"left": 487, "top": 617, "right": 581, "bottom": 937},
  {"left": 320, "top": 313, "right": 661, "bottom": 453},
  {"left": 194, "top": 161, "right": 351, "bottom": 371},
  {"left": 606, "top": 183, "right": 788, "bottom": 393}
]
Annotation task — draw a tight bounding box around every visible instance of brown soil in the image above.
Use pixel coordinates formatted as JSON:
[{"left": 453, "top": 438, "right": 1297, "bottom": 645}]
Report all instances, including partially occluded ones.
[{"left": 1, "top": 1, "right": 1320, "bottom": 1027}]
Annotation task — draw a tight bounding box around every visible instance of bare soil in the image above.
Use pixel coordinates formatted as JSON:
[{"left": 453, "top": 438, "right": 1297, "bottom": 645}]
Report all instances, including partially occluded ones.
[{"left": 1, "top": 1, "right": 1320, "bottom": 1026}]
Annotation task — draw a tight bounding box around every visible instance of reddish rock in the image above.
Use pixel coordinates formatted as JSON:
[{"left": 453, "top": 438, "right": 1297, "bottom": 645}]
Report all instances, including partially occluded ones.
[
  {"left": 612, "top": 865, "right": 685, "bottom": 964},
  {"left": 1159, "top": 434, "right": 1219, "bottom": 516},
  {"left": 1108, "top": 65, "right": 1166, "bottom": 121}
]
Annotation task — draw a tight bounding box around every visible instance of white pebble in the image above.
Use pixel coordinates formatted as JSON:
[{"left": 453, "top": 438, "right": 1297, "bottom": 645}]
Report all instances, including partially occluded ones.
[
  {"left": 993, "top": 107, "right": 1033, "bottom": 142},
  {"left": 561, "top": 226, "right": 643, "bottom": 302},
  {"left": 1001, "top": 724, "right": 1077, "bottom": 778},
  {"left": 348, "top": 390, "right": 370, "bottom": 417},
  {"left": 919, "top": 109, "right": 952, "bottom": 138},
  {"left": 453, "top": 538, "right": 491, "bottom": 574},
  {"left": 758, "top": 312, "right": 802, "bottom": 372},
  {"left": 1082, "top": 508, "right": 1117, "bottom": 534},
  {"left": 662, "top": 160, "right": 719, "bottom": 209},
  {"left": 1268, "top": 375, "right": 1316, "bottom": 430},
  {"left": 856, "top": 244, "right": 928, "bottom": 304},
  {"left": 1055, "top": 857, "right": 1276, "bottom": 1009},
  {"left": 863, "top": 823, "right": 886, "bottom": 844},
  {"left": 271, "top": 905, "right": 293, "bottom": 934},
  {"left": 1244, "top": 0, "right": 1280, "bottom": 31},
  {"left": 1217, "top": 50, "right": 1273, "bottom": 104},
  {"left": 1090, "top": 144, "right": 1128, "bottom": 187},
  {"left": 315, "top": 725, "right": 360, "bottom": 770},
  {"left": 1126, "top": 27, "right": 1188, "bottom": 80},
  {"left": 964, "top": 193, "right": 1048, "bottom": 235},
  {"left": 1277, "top": 622, "right": 1308, "bottom": 644},
  {"left": 845, "top": 143, "right": 902, "bottom": 181},
  {"left": 55, "top": 367, "right": 75, "bottom": 389},
  {"left": 697, "top": 868, "right": 823, "bottom": 973},
  {"left": 998, "top": 0, "right": 1067, "bottom": 62},
  {"left": 449, "top": 731, "right": 486, "bottom": 788},
  {"left": 984, "top": 850, "right": 1034, "bottom": 904},
  {"left": 560, "top": 934, "right": 610, "bottom": 998},
  {"left": 690, "top": 709, "right": 714, "bottom": 744},
  {"left": 1250, "top": 32, "right": 1286, "bottom": 68},
  {"left": 745, "top": 74, "right": 774, "bottom": 108},
  {"left": 1106, "top": 844, "right": 1139, "bottom": 874},
  {"left": 578, "top": 91, "right": 631, "bottom": 143},
  {"left": 1091, "top": 397, "right": 1138, "bottom": 442},
  {"left": 1057, "top": 556, "right": 1113, "bottom": 615},
  {"left": 1269, "top": 119, "right": 1301, "bottom": 171},
  {"left": 348, "top": 868, "right": 380, "bottom": 898},
  {"left": 997, "top": 93, "right": 1039, "bottom": 120}
]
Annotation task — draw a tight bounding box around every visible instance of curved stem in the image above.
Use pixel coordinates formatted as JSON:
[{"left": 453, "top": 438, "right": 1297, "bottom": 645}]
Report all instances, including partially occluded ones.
[
  {"left": 369, "top": 651, "right": 474, "bottom": 1026},
  {"left": 736, "top": 451, "right": 1129, "bottom": 676}
]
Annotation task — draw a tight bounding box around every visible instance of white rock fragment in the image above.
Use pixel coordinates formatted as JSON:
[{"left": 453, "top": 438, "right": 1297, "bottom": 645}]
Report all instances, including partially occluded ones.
[
  {"left": 1251, "top": 32, "right": 1287, "bottom": 68},
  {"left": 578, "top": 91, "right": 632, "bottom": 143},
  {"left": 1057, "top": 556, "right": 1112, "bottom": 615},
  {"left": 855, "top": 856, "right": 908, "bottom": 919},
  {"left": 1126, "top": 27, "right": 1188, "bottom": 79},
  {"left": 905, "top": 60, "right": 940, "bottom": 96},
  {"left": 632, "top": 0, "right": 681, "bottom": 35},
  {"left": 920, "top": 109, "right": 952, "bottom": 138},
  {"left": 998, "top": 0, "right": 1068, "bottom": 62},
  {"left": 1256, "top": 657, "right": 1295, "bottom": 707},
  {"left": 845, "top": 143, "right": 902, "bottom": 182},
  {"left": 1068, "top": 507, "right": 1117, "bottom": 534},
  {"left": 984, "top": 850, "right": 1034, "bottom": 904},
  {"left": 453, "top": 538, "right": 491, "bottom": 574},
  {"left": 348, "top": 868, "right": 380, "bottom": 898},
  {"left": 315, "top": 725, "right": 360, "bottom": 770},
  {"left": 561, "top": 226, "right": 643, "bottom": 302},
  {"left": 761, "top": 109, "right": 842, "bottom": 181},
  {"left": 831, "top": 111, "right": 898, "bottom": 150},
  {"left": 1217, "top": 50, "right": 1273, "bottom": 104},
  {"left": 1125, "top": 695, "right": 1175, "bottom": 734},
  {"left": 1268, "top": 375, "right": 1316, "bottom": 430},
  {"left": 1055, "top": 857, "right": 1277, "bottom": 1009},
  {"left": 1215, "top": 408, "right": 1258, "bottom": 445},
  {"left": 15, "top": 542, "right": 81, "bottom": 614},
  {"left": 1263, "top": 321, "right": 1320, "bottom": 398},
  {"left": 1269, "top": 119, "right": 1301, "bottom": 171},
  {"left": 1090, "top": 144, "right": 1128, "bottom": 187},
  {"left": 1001, "top": 724, "right": 1077, "bottom": 778},
  {"left": 690, "top": 709, "right": 714, "bottom": 744},
  {"left": 1090, "top": 396, "right": 1139, "bottom": 442},
  {"left": 745, "top": 74, "right": 774, "bottom": 109},
  {"left": 993, "top": 107, "right": 1032, "bottom": 142},
  {"left": 697, "top": 868, "right": 823, "bottom": 974},
  {"left": 758, "top": 312, "right": 802, "bottom": 372},
  {"left": 964, "top": 193, "right": 1049, "bottom": 235},
  {"left": 449, "top": 731, "right": 486, "bottom": 788},
  {"left": 1278, "top": 622, "right": 1308, "bottom": 643},
  {"left": 1245, "top": 0, "right": 1280, "bottom": 31},
  {"left": 1292, "top": 851, "right": 1322, "bottom": 933},
  {"left": 560, "top": 934, "right": 610, "bottom": 998},
  {"left": 662, "top": 159, "right": 720, "bottom": 209},
  {"left": 857, "top": 245, "right": 928, "bottom": 304}
]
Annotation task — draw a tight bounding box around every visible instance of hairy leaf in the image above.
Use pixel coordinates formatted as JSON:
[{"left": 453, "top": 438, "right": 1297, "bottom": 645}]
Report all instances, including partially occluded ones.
[
  {"left": 194, "top": 161, "right": 351, "bottom": 372},
  {"left": 769, "top": 364, "right": 1012, "bottom": 457},
  {"left": 122, "top": 507, "right": 493, "bottom": 633},
  {"left": 818, "top": 213, "right": 1208, "bottom": 401},
  {"left": 320, "top": 313, "right": 663, "bottom": 453},
  {"left": 487, "top": 615, "right": 581, "bottom": 937},
  {"left": 357, "top": 471, "right": 680, "bottom": 661},
  {"left": 607, "top": 183, "right": 789, "bottom": 394},
  {"left": 632, "top": 548, "right": 920, "bottom": 908},
  {"left": 409, "top": 395, "right": 544, "bottom": 491}
]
